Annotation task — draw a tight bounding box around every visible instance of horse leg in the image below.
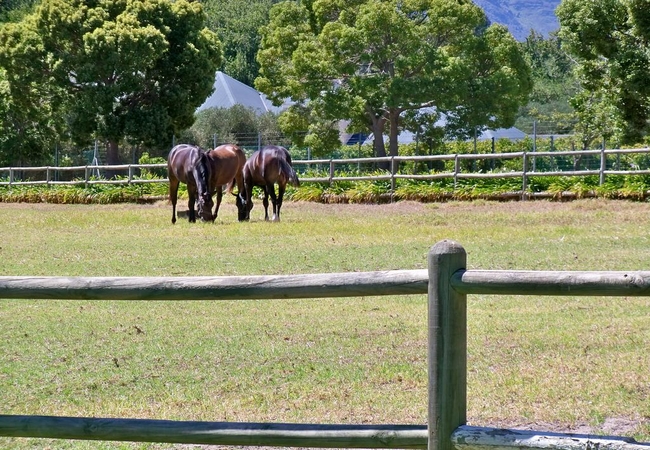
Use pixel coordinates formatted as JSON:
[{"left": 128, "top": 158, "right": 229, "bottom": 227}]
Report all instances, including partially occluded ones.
[
  {"left": 275, "top": 183, "right": 286, "bottom": 222},
  {"left": 214, "top": 188, "right": 223, "bottom": 222},
  {"left": 169, "top": 178, "right": 179, "bottom": 224},
  {"left": 267, "top": 183, "right": 279, "bottom": 222},
  {"left": 187, "top": 186, "right": 197, "bottom": 223},
  {"left": 262, "top": 185, "right": 271, "bottom": 221}
]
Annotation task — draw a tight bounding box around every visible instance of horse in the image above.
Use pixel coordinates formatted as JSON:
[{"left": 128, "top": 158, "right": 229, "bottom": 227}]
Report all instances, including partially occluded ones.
[
  {"left": 167, "top": 144, "right": 213, "bottom": 224},
  {"left": 205, "top": 144, "right": 247, "bottom": 222},
  {"left": 241, "top": 145, "right": 300, "bottom": 222},
  {"left": 167, "top": 143, "right": 247, "bottom": 224}
]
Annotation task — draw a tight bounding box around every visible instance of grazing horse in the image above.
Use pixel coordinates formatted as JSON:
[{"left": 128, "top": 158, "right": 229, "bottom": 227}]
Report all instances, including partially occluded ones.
[
  {"left": 242, "top": 145, "right": 300, "bottom": 222},
  {"left": 167, "top": 143, "right": 247, "bottom": 224},
  {"left": 167, "top": 144, "right": 213, "bottom": 224},
  {"left": 205, "top": 144, "right": 247, "bottom": 221}
]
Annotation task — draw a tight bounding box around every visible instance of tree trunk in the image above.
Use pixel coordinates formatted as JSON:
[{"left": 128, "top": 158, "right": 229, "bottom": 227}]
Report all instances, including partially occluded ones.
[
  {"left": 388, "top": 108, "right": 401, "bottom": 174},
  {"left": 105, "top": 140, "right": 120, "bottom": 179},
  {"left": 367, "top": 109, "right": 389, "bottom": 170}
]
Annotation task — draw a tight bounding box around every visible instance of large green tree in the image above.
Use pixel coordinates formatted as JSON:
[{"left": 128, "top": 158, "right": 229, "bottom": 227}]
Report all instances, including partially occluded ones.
[
  {"left": 0, "top": 0, "right": 222, "bottom": 166},
  {"left": 256, "top": 0, "right": 532, "bottom": 159},
  {"left": 557, "top": 0, "right": 650, "bottom": 144}
]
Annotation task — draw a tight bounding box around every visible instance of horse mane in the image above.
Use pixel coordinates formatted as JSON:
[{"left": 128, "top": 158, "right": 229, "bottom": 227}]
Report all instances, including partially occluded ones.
[{"left": 193, "top": 150, "right": 211, "bottom": 194}]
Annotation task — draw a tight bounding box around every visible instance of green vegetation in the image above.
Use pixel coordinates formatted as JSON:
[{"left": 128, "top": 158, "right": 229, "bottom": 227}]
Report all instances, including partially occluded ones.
[
  {"left": 256, "top": 0, "right": 532, "bottom": 159},
  {"left": 557, "top": 0, "right": 650, "bottom": 145},
  {"left": 3, "top": 135, "right": 650, "bottom": 204},
  {"left": 3, "top": 171, "right": 650, "bottom": 205},
  {"left": 0, "top": 200, "right": 649, "bottom": 449},
  {"left": 0, "top": 0, "right": 222, "bottom": 166},
  {"left": 201, "top": 0, "right": 279, "bottom": 87}
]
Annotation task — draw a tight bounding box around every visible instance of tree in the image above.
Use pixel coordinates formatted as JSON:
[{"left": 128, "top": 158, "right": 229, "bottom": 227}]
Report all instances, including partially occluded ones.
[
  {"left": 557, "top": 0, "right": 650, "bottom": 144},
  {"left": 0, "top": 0, "right": 39, "bottom": 23},
  {"left": 256, "top": 0, "right": 532, "bottom": 160},
  {"left": 185, "top": 104, "right": 284, "bottom": 150},
  {"left": 0, "top": 68, "right": 55, "bottom": 166},
  {"left": 514, "top": 30, "right": 578, "bottom": 133},
  {"left": 0, "top": 0, "right": 222, "bottom": 166},
  {"left": 202, "top": 0, "right": 277, "bottom": 87}
]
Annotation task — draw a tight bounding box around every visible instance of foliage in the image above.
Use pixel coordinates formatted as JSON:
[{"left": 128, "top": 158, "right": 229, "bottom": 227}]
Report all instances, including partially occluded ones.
[
  {"left": 0, "top": 67, "right": 61, "bottom": 166},
  {"left": 557, "top": 0, "right": 650, "bottom": 144},
  {"left": 201, "top": 0, "right": 278, "bottom": 87},
  {"left": 256, "top": 0, "right": 532, "bottom": 160},
  {"left": 514, "top": 31, "right": 579, "bottom": 136},
  {"left": 0, "top": 0, "right": 223, "bottom": 166},
  {"left": 184, "top": 105, "right": 286, "bottom": 152},
  {"left": 138, "top": 152, "right": 167, "bottom": 178},
  {"left": 0, "top": 178, "right": 171, "bottom": 204},
  {"left": 0, "top": 0, "right": 38, "bottom": 23}
]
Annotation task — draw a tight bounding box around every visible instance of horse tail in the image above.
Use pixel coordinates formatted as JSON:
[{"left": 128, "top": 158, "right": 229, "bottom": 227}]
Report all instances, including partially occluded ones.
[
  {"left": 280, "top": 157, "right": 300, "bottom": 187},
  {"left": 225, "top": 177, "right": 236, "bottom": 195}
]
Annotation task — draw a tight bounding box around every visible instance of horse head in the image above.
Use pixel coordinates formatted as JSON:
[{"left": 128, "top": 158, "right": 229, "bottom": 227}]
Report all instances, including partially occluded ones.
[
  {"left": 196, "top": 191, "right": 214, "bottom": 222},
  {"left": 234, "top": 191, "right": 250, "bottom": 221},
  {"left": 194, "top": 152, "right": 214, "bottom": 221}
]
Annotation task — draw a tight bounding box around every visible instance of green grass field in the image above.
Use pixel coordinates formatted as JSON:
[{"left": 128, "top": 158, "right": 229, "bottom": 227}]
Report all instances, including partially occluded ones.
[{"left": 0, "top": 198, "right": 649, "bottom": 449}]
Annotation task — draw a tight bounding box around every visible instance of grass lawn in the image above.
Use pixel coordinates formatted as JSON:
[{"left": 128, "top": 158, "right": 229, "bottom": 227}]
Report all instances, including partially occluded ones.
[{"left": 0, "top": 198, "right": 649, "bottom": 449}]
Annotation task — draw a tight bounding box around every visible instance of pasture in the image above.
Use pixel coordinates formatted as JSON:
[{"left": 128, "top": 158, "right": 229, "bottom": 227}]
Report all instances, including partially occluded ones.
[{"left": 0, "top": 198, "right": 649, "bottom": 449}]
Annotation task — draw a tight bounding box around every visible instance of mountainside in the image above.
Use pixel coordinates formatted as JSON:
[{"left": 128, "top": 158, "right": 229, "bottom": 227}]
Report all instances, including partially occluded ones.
[{"left": 473, "top": 0, "right": 561, "bottom": 41}]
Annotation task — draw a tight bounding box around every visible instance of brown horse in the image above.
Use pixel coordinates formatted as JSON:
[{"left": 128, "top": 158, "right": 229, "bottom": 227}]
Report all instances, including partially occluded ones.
[
  {"left": 205, "top": 144, "right": 247, "bottom": 221},
  {"left": 242, "top": 145, "right": 300, "bottom": 222},
  {"left": 167, "top": 143, "right": 247, "bottom": 224},
  {"left": 168, "top": 144, "right": 213, "bottom": 224}
]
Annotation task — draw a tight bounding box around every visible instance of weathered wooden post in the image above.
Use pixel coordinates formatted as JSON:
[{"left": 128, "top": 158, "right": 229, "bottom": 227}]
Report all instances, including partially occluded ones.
[
  {"left": 428, "top": 240, "right": 467, "bottom": 450},
  {"left": 522, "top": 151, "right": 528, "bottom": 201}
]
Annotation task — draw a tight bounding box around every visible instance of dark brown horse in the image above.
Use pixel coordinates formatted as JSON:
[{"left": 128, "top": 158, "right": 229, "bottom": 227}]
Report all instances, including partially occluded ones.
[
  {"left": 242, "top": 145, "right": 300, "bottom": 222},
  {"left": 168, "top": 144, "right": 213, "bottom": 224},
  {"left": 205, "top": 144, "right": 247, "bottom": 221},
  {"left": 167, "top": 144, "right": 247, "bottom": 224}
]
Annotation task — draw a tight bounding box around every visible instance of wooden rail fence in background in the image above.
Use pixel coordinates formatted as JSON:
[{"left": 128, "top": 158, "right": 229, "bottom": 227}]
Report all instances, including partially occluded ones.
[
  {"left": 2, "top": 148, "right": 650, "bottom": 199},
  {"left": 1, "top": 241, "right": 649, "bottom": 449}
]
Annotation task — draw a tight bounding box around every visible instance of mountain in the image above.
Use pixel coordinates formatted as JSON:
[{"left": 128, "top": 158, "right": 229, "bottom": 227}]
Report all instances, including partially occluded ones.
[{"left": 473, "top": 0, "right": 562, "bottom": 41}]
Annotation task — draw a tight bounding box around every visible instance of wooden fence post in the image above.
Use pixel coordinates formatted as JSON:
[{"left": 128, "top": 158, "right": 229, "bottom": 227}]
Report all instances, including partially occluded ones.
[
  {"left": 428, "top": 240, "right": 467, "bottom": 450},
  {"left": 522, "top": 151, "right": 528, "bottom": 201},
  {"left": 600, "top": 137, "right": 606, "bottom": 186},
  {"left": 390, "top": 156, "right": 396, "bottom": 202}
]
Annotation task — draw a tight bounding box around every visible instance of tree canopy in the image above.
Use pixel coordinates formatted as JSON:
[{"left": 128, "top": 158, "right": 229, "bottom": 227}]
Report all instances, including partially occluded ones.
[
  {"left": 202, "top": 0, "right": 278, "bottom": 87},
  {"left": 256, "top": 0, "right": 532, "bottom": 158},
  {"left": 557, "top": 0, "right": 650, "bottom": 144},
  {"left": 514, "top": 30, "right": 578, "bottom": 135},
  {"left": 0, "top": 0, "right": 222, "bottom": 165}
]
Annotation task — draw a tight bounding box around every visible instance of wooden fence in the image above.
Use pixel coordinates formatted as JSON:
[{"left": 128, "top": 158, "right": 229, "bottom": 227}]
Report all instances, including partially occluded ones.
[
  {"left": 1, "top": 240, "right": 650, "bottom": 449},
  {"left": 2, "top": 147, "right": 650, "bottom": 197}
]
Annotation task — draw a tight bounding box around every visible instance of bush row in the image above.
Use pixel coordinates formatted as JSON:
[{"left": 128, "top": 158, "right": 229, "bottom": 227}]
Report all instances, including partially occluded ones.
[{"left": 1, "top": 173, "right": 649, "bottom": 204}]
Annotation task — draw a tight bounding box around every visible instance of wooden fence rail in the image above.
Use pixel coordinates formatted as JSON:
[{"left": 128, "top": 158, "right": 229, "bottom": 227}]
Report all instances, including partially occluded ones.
[
  {"left": 2, "top": 148, "right": 650, "bottom": 197},
  {"left": 1, "top": 240, "right": 649, "bottom": 450}
]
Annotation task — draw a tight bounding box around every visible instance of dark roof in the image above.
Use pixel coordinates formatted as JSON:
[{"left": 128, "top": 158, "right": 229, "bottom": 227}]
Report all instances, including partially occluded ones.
[{"left": 196, "top": 71, "right": 291, "bottom": 115}]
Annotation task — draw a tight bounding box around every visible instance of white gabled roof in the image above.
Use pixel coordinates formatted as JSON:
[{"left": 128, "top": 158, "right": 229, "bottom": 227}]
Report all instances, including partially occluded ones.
[{"left": 196, "top": 71, "right": 290, "bottom": 115}]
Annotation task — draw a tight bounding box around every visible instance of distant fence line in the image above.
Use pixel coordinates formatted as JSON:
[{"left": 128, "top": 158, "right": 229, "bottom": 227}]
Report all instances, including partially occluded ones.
[
  {"left": 1, "top": 240, "right": 649, "bottom": 449},
  {"left": 2, "top": 148, "right": 650, "bottom": 196}
]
